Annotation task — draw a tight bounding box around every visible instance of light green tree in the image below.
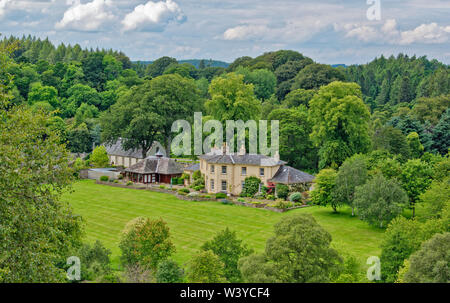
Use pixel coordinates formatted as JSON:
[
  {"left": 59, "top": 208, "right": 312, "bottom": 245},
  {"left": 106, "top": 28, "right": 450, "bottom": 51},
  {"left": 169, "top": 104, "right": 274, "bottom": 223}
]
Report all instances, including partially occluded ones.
[
  {"left": 90, "top": 145, "right": 110, "bottom": 168},
  {"left": 406, "top": 132, "right": 424, "bottom": 159},
  {"left": 334, "top": 154, "right": 369, "bottom": 216},
  {"left": 311, "top": 168, "right": 339, "bottom": 212},
  {"left": 206, "top": 73, "right": 261, "bottom": 123},
  {"left": 187, "top": 250, "right": 227, "bottom": 283},
  {"left": 353, "top": 174, "right": 408, "bottom": 228},
  {"left": 308, "top": 81, "right": 371, "bottom": 168}
]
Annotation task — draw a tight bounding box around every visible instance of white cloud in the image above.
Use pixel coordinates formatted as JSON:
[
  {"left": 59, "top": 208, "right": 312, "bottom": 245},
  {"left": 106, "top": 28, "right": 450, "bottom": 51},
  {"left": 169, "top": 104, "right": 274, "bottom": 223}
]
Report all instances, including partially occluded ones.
[
  {"left": 340, "top": 19, "right": 450, "bottom": 45},
  {"left": 223, "top": 24, "right": 268, "bottom": 40},
  {"left": 122, "top": 0, "right": 186, "bottom": 32},
  {"left": 55, "top": 0, "right": 115, "bottom": 31},
  {"left": 400, "top": 23, "right": 450, "bottom": 45},
  {"left": 0, "top": 0, "right": 12, "bottom": 18}
]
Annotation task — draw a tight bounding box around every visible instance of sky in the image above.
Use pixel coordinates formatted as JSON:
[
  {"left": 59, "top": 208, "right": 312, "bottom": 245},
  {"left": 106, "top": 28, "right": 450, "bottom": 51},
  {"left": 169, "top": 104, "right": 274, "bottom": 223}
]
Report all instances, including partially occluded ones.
[{"left": 0, "top": 0, "right": 449, "bottom": 64}]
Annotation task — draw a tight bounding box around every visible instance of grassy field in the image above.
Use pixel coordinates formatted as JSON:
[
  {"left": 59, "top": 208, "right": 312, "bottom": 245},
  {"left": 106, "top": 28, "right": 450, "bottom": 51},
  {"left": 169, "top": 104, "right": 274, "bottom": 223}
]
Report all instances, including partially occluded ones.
[{"left": 62, "top": 180, "right": 385, "bottom": 270}]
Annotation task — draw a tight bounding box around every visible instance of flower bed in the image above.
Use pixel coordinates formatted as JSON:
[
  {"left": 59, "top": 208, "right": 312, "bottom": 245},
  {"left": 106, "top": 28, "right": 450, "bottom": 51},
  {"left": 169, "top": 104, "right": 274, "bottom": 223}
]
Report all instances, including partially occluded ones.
[{"left": 96, "top": 181, "right": 309, "bottom": 212}]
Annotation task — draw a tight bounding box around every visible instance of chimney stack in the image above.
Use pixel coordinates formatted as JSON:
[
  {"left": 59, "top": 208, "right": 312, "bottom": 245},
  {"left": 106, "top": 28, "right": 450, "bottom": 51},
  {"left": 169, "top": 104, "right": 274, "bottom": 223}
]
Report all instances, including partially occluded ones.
[
  {"left": 239, "top": 144, "right": 246, "bottom": 156},
  {"left": 273, "top": 150, "right": 280, "bottom": 162}
]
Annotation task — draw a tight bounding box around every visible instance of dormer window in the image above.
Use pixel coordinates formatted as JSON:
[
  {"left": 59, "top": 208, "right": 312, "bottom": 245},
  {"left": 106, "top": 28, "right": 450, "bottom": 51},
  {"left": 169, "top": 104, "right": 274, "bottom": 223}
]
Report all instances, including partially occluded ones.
[
  {"left": 211, "top": 165, "right": 215, "bottom": 173},
  {"left": 260, "top": 168, "right": 265, "bottom": 176},
  {"left": 242, "top": 167, "right": 247, "bottom": 175},
  {"left": 222, "top": 166, "right": 227, "bottom": 174}
]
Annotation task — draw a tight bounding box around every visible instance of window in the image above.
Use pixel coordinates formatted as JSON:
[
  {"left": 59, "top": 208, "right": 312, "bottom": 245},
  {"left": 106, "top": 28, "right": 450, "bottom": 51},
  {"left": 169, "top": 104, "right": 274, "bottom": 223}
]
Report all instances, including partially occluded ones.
[
  {"left": 241, "top": 181, "right": 245, "bottom": 189},
  {"left": 260, "top": 168, "right": 265, "bottom": 176},
  {"left": 210, "top": 165, "right": 215, "bottom": 173},
  {"left": 211, "top": 179, "right": 215, "bottom": 190},
  {"left": 222, "top": 166, "right": 227, "bottom": 174},
  {"left": 241, "top": 167, "right": 247, "bottom": 175},
  {"left": 221, "top": 180, "right": 227, "bottom": 191}
]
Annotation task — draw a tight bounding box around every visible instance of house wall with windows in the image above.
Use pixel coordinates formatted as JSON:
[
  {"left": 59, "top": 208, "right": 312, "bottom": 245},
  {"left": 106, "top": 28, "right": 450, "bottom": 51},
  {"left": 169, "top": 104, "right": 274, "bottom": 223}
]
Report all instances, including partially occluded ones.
[{"left": 199, "top": 158, "right": 281, "bottom": 196}]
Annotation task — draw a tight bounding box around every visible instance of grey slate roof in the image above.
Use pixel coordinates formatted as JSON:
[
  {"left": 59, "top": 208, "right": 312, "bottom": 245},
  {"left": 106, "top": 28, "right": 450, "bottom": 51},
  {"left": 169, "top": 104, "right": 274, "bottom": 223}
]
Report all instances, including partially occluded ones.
[
  {"left": 104, "top": 139, "right": 165, "bottom": 159},
  {"left": 184, "top": 163, "right": 200, "bottom": 171},
  {"left": 125, "top": 156, "right": 184, "bottom": 175},
  {"left": 270, "top": 165, "right": 315, "bottom": 184},
  {"left": 199, "top": 154, "right": 286, "bottom": 167}
]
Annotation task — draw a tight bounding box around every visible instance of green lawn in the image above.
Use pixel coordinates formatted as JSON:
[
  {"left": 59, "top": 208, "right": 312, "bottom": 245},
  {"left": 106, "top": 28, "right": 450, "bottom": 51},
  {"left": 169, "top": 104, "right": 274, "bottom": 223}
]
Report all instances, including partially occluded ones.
[{"left": 63, "top": 180, "right": 384, "bottom": 270}]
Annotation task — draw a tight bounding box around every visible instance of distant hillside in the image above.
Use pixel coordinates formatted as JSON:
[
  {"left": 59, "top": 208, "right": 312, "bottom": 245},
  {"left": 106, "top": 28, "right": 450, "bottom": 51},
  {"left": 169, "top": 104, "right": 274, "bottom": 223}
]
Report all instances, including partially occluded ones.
[
  {"left": 133, "top": 59, "right": 229, "bottom": 69},
  {"left": 331, "top": 64, "right": 347, "bottom": 68}
]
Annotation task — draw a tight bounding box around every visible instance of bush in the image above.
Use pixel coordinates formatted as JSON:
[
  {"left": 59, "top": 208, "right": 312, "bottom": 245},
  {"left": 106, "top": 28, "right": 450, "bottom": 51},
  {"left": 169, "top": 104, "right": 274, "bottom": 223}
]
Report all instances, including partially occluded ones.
[
  {"left": 194, "top": 185, "right": 204, "bottom": 191},
  {"left": 100, "top": 176, "right": 109, "bottom": 182},
  {"left": 215, "top": 192, "right": 227, "bottom": 199},
  {"left": 156, "top": 259, "right": 184, "bottom": 283},
  {"left": 91, "top": 146, "right": 110, "bottom": 168},
  {"left": 179, "top": 188, "right": 190, "bottom": 194},
  {"left": 266, "top": 195, "right": 276, "bottom": 200},
  {"left": 118, "top": 174, "right": 124, "bottom": 180},
  {"left": 237, "top": 198, "right": 246, "bottom": 203},
  {"left": 77, "top": 240, "right": 112, "bottom": 282},
  {"left": 289, "top": 192, "right": 302, "bottom": 203},
  {"left": 221, "top": 199, "right": 233, "bottom": 205},
  {"left": 120, "top": 217, "right": 175, "bottom": 270},
  {"left": 201, "top": 195, "right": 211, "bottom": 199},
  {"left": 241, "top": 177, "right": 261, "bottom": 197},
  {"left": 159, "top": 185, "right": 166, "bottom": 189},
  {"left": 178, "top": 178, "right": 184, "bottom": 185},
  {"left": 113, "top": 180, "right": 119, "bottom": 184},
  {"left": 187, "top": 192, "right": 199, "bottom": 198},
  {"left": 276, "top": 184, "right": 289, "bottom": 200},
  {"left": 126, "top": 181, "right": 133, "bottom": 186}
]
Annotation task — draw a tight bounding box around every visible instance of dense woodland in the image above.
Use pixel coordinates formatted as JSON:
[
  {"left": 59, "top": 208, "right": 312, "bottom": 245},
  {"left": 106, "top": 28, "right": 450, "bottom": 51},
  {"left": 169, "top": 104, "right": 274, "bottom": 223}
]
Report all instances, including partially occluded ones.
[{"left": 0, "top": 35, "right": 449, "bottom": 283}]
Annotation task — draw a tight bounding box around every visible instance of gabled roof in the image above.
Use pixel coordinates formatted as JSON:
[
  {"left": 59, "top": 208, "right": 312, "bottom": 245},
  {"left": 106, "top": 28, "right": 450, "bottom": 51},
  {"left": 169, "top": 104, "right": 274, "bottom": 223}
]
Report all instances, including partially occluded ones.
[
  {"left": 104, "top": 139, "right": 165, "bottom": 159},
  {"left": 270, "top": 165, "right": 315, "bottom": 184},
  {"left": 125, "top": 156, "right": 184, "bottom": 175},
  {"left": 199, "top": 154, "right": 285, "bottom": 167},
  {"left": 184, "top": 163, "right": 200, "bottom": 172}
]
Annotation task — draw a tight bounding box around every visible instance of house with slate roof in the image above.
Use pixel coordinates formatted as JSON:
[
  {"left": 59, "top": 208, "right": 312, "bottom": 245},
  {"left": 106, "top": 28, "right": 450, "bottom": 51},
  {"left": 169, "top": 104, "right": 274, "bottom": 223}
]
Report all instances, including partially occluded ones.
[
  {"left": 104, "top": 138, "right": 165, "bottom": 168},
  {"left": 123, "top": 152, "right": 184, "bottom": 184},
  {"left": 197, "top": 144, "right": 315, "bottom": 196}
]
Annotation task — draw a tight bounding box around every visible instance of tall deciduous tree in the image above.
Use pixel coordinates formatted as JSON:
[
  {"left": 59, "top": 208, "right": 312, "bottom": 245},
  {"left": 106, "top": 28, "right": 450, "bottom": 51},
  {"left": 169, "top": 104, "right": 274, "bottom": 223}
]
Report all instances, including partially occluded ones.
[
  {"left": 0, "top": 95, "right": 82, "bottom": 282},
  {"left": 206, "top": 73, "right": 261, "bottom": 123},
  {"left": 119, "top": 217, "right": 175, "bottom": 271},
  {"left": 308, "top": 82, "right": 371, "bottom": 169},
  {"left": 353, "top": 174, "right": 408, "bottom": 228},
  {"left": 334, "top": 154, "right": 369, "bottom": 216},
  {"left": 311, "top": 168, "right": 339, "bottom": 212},
  {"left": 201, "top": 228, "right": 252, "bottom": 282},
  {"left": 101, "top": 74, "right": 201, "bottom": 157},
  {"left": 400, "top": 159, "right": 433, "bottom": 217},
  {"left": 239, "top": 214, "right": 342, "bottom": 283},
  {"left": 187, "top": 250, "right": 227, "bottom": 283},
  {"left": 268, "top": 106, "right": 317, "bottom": 170}
]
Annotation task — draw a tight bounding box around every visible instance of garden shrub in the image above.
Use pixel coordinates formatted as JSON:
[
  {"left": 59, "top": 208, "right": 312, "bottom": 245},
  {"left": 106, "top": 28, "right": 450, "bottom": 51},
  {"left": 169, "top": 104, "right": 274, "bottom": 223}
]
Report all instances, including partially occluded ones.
[
  {"left": 289, "top": 192, "right": 302, "bottom": 203},
  {"left": 194, "top": 185, "right": 205, "bottom": 191},
  {"left": 126, "top": 181, "right": 133, "bottom": 186},
  {"left": 100, "top": 176, "right": 109, "bottom": 182},
  {"left": 114, "top": 180, "right": 119, "bottom": 184},
  {"left": 215, "top": 193, "right": 227, "bottom": 199},
  {"left": 160, "top": 185, "right": 166, "bottom": 189},
  {"left": 187, "top": 192, "right": 199, "bottom": 197},
  {"left": 266, "top": 194, "right": 276, "bottom": 200},
  {"left": 240, "top": 177, "right": 261, "bottom": 197},
  {"left": 276, "top": 184, "right": 289, "bottom": 200},
  {"left": 118, "top": 174, "right": 124, "bottom": 180},
  {"left": 237, "top": 198, "right": 245, "bottom": 203},
  {"left": 178, "top": 188, "right": 190, "bottom": 195},
  {"left": 253, "top": 193, "right": 265, "bottom": 200}
]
